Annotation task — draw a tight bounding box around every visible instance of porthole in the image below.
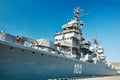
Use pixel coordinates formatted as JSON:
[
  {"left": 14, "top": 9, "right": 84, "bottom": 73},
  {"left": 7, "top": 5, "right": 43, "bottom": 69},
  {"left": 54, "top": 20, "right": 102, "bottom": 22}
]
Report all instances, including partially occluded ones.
[
  {"left": 22, "top": 49, "right": 24, "bottom": 52},
  {"left": 32, "top": 51, "right": 35, "bottom": 54},
  {"left": 10, "top": 47, "right": 13, "bottom": 49},
  {"left": 41, "top": 53, "right": 44, "bottom": 56}
]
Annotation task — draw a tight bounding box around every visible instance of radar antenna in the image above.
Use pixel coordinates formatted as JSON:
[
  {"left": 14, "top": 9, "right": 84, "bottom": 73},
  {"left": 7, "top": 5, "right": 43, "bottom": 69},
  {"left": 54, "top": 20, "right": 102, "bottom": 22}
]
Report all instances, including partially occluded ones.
[
  {"left": 74, "top": 7, "right": 89, "bottom": 20},
  {"left": 74, "top": 7, "right": 89, "bottom": 27},
  {"left": 74, "top": 7, "right": 80, "bottom": 21}
]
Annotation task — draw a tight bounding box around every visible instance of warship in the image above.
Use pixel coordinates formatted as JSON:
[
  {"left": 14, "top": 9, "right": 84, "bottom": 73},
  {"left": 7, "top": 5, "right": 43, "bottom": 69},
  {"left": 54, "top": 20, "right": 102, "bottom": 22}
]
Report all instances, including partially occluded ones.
[{"left": 0, "top": 8, "right": 118, "bottom": 80}]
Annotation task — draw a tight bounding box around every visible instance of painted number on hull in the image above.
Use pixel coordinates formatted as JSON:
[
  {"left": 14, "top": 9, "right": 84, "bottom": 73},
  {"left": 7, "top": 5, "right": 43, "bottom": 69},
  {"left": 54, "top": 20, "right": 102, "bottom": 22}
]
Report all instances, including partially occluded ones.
[{"left": 74, "top": 64, "right": 82, "bottom": 74}]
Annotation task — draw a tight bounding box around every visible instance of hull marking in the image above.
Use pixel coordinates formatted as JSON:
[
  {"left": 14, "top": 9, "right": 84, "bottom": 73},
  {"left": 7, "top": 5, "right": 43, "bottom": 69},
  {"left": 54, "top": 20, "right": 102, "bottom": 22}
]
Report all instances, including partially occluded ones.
[{"left": 74, "top": 64, "right": 82, "bottom": 74}]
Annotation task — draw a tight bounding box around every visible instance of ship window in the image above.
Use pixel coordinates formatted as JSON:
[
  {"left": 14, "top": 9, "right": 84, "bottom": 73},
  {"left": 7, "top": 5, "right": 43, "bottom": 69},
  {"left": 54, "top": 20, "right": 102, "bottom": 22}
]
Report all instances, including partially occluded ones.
[
  {"left": 41, "top": 53, "right": 44, "bottom": 56},
  {"left": 22, "top": 49, "right": 24, "bottom": 52},
  {"left": 32, "top": 51, "right": 35, "bottom": 54},
  {"left": 40, "top": 46, "right": 44, "bottom": 49},
  {"left": 10, "top": 47, "right": 13, "bottom": 49},
  {"left": 56, "top": 39, "right": 58, "bottom": 41}
]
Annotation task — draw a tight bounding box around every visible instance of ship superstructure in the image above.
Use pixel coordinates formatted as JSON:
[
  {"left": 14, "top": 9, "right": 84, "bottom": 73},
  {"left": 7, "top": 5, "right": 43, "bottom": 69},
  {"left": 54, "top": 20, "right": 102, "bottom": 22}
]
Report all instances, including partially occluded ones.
[
  {"left": 54, "top": 8, "right": 105, "bottom": 63},
  {"left": 0, "top": 7, "right": 118, "bottom": 80}
]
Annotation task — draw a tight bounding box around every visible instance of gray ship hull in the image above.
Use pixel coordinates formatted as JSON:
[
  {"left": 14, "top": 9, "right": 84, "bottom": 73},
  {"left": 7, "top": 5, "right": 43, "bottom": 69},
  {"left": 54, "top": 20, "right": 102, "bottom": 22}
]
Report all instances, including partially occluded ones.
[{"left": 0, "top": 40, "right": 118, "bottom": 80}]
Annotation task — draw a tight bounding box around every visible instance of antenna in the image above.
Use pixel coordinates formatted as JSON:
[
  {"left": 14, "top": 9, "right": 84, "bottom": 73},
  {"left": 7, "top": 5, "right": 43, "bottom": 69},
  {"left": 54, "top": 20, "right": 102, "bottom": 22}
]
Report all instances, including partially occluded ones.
[
  {"left": 74, "top": 7, "right": 80, "bottom": 21},
  {"left": 73, "top": 7, "right": 89, "bottom": 21},
  {"left": 94, "top": 36, "right": 98, "bottom": 44},
  {"left": 79, "top": 12, "right": 90, "bottom": 17}
]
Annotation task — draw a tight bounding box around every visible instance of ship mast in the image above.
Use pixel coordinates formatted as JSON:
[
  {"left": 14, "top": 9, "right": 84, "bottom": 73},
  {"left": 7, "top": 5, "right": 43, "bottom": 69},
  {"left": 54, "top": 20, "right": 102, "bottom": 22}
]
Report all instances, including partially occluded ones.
[
  {"left": 74, "top": 7, "right": 85, "bottom": 35},
  {"left": 74, "top": 7, "right": 79, "bottom": 23},
  {"left": 94, "top": 36, "right": 98, "bottom": 49}
]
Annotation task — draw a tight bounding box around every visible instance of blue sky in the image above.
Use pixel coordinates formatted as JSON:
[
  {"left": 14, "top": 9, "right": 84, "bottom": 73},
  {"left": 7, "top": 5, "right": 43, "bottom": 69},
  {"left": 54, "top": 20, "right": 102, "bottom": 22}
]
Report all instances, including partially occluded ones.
[{"left": 0, "top": 0, "right": 120, "bottom": 61}]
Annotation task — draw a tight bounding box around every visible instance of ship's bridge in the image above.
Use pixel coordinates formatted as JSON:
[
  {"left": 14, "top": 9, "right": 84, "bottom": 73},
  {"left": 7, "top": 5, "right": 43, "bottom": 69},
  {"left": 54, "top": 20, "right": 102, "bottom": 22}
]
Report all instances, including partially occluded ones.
[
  {"left": 62, "top": 20, "right": 77, "bottom": 29},
  {"left": 62, "top": 20, "right": 83, "bottom": 34}
]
